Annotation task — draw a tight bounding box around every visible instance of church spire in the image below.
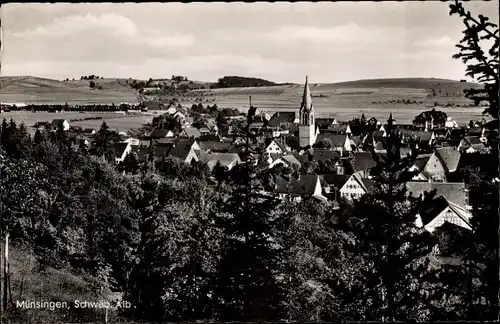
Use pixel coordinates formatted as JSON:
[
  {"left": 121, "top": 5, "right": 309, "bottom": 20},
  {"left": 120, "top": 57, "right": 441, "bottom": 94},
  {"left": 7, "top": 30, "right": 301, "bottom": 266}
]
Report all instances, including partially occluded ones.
[{"left": 300, "top": 75, "right": 312, "bottom": 113}]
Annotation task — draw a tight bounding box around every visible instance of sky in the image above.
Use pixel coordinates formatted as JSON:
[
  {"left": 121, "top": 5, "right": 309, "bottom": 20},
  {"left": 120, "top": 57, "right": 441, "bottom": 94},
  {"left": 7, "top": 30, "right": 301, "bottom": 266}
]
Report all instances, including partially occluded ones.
[{"left": 1, "top": 1, "right": 498, "bottom": 83}]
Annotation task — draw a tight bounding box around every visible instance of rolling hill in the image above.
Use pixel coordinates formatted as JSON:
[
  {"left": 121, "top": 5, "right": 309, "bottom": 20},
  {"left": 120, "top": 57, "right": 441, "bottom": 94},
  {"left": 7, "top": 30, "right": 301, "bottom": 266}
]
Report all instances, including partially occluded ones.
[{"left": 0, "top": 76, "right": 140, "bottom": 105}]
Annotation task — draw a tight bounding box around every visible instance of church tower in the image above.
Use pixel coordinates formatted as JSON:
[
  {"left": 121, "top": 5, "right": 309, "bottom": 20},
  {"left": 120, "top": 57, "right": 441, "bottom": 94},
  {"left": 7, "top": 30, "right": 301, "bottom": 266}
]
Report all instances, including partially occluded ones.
[{"left": 298, "top": 76, "right": 316, "bottom": 147}]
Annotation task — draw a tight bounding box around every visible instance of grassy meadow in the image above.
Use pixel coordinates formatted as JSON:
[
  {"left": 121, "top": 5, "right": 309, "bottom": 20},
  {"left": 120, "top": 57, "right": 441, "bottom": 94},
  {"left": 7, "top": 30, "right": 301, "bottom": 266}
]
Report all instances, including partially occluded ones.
[{"left": 0, "top": 76, "right": 139, "bottom": 105}]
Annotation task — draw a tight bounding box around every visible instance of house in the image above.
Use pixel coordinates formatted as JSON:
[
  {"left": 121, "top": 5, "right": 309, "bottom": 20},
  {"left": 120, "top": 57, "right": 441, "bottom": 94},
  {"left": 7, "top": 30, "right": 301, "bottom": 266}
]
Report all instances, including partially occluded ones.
[
  {"left": 33, "top": 121, "right": 52, "bottom": 130},
  {"left": 114, "top": 142, "right": 132, "bottom": 164},
  {"left": 406, "top": 181, "right": 470, "bottom": 209},
  {"left": 51, "top": 119, "right": 70, "bottom": 131},
  {"left": 339, "top": 173, "right": 375, "bottom": 201},
  {"left": 197, "top": 140, "right": 232, "bottom": 153},
  {"left": 321, "top": 174, "right": 350, "bottom": 203},
  {"left": 150, "top": 128, "right": 173, "bottom": 139},
  {"left": 415, "top": 196, "right": 472, "bottom": 233},
  {"left": 311, "top": 149, "right": 341, "bottom": 163},
  {"left": 326, "top": 124, "right": 348, "bottom": 134},
  {"left": 267, "top": 154, "right": 302, "bottom": 170},
  {"left": 315, "top": 134, "right": 351, "bottom": 154},
  {"left": 275, "top": 174, "right": 327, "bottom": 202},
  {"left": 267, "top": 111, "right": 298, "bottom": 128},
  {"left": 422, "top": 147, "right": 461, "bottom": 182},
  {"left": 179, "top": 127, "right": 201, "bottom": 139},
  {"left": 458, "top": 136, "right": 487, "bottom": 153},
  {"left": 196, "top": 151, "right": 241, "bottom": 171},
  {"left": 123, "top": 137, "right": 140, "bottom": 146},
  {"left": 408, "top": 154, "right": 433, "bottom": 181},
  {"left": 265, "top": 139, "right": 289, "bottom": 155},
  {"left": 199, "top": 127, "right": 212, "bottom": 135},
  {"left": 351, "top": 152, "right": 386, "bottom": 178},
  {"left": 445, "top": 117, "right": 460, "bottom": 129},
  {"left": 83, "top": 128, "right": 97, "bottom": 135}
]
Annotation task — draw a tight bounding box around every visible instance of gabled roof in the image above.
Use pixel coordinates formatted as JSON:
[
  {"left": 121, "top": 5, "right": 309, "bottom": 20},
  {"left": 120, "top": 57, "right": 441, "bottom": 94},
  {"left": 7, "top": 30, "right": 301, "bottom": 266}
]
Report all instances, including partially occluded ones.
[
  {"left": 419, "top": 196, "right": 450, "bottom": 225},
  {"left": 406, "top": 181, "right": 467, "bottom": 207},
  {"left": 315, "top": 133, "right": 348, "bottom": 148},
  {"left": 113, "top": 142, "right": 130, "bottom": 158},
  {"left": 197, "top": 134, "right": 221, "bottom": 142},
  {"left": 311, "top": 149, "right": 341, "bottom": 162},
  {"left": 150, "top": 128, "right": 170, "bottom": 138},
  {"left": 413, "top": 156, "right": 431, "bottom": 171},
  {"left": 83, "top": 128, "right": 95, "bottom": 133},
  {"left": 197, "top": 151, "right": 241, "bottom": 169},
  {"left": 181, "top": 127, "right": 201, "bottom": 138},
  {"left": 198, "top": 141, "right": 232, "bottom": 152},
  {"left": 435, "top": 147, "right": 461, "bottom": 172},
  {"left": 268, "top": 111, "right": 297, "bottom": 127},
  {"left": 327, "top": 124, "right": 347, "bottom": 132},
  {"left": 281, "top": 154, "right": 302, "bottom": 169},
  {"left": 351, "top": 152, "right": 386, "bottom": 172},
  {"left": 321, "top": 174, "right": 349, "bottom": 188},
  {"left": 276, "top": 174, "right": 319, "bottom": 196},
  {"left": 462, "top": 136, "right": 482, "bottom": 146}
]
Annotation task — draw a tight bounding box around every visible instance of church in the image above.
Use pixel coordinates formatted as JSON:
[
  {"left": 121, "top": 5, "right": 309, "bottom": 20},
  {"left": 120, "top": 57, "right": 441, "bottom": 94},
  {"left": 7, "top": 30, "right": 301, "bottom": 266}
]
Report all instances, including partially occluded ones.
[{"left": 298, "top": 76, "right": 317, "bottom": 147}]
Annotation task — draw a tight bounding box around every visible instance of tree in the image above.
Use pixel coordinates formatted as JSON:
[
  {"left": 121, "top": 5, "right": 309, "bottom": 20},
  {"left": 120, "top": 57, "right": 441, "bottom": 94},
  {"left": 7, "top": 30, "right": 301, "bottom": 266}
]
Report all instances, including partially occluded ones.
[
  {"left": 412, "top": 109, "right": 447, "bottom": 127},
  {"left": 450, "top": 0, "right": 499, "bottom": 121},
  {"left": 90, "top": 122, "right": 115, "bottom": 162},
  {"left": 89, "top": 81, "right": 96, "bottom": 89},
  {"left": 215, "top": 162, "right": 285, "bottom": 321},
  {"left": 346, "top": 129, "right": 437, "bottom": 321}
]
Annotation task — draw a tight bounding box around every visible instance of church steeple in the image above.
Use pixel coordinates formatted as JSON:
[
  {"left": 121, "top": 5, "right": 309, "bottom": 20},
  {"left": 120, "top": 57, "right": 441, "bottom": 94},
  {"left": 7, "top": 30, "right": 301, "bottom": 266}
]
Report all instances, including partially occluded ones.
[
  {"left": 298, "top": 75, "right": 316, "bottom": 147},
  {"left": 299, "top": 75, "right": 314, "bottom": 125}
]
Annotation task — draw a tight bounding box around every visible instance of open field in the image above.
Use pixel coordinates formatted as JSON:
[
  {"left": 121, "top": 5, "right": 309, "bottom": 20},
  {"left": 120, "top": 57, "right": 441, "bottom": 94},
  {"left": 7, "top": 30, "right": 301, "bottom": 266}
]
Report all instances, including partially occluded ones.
[
  {"left": 0, "top": 76, "right": 140, "bottom": 105},
  {"left": 184, "top": 78, "right": 488, "bottom": 124},
  {"left": 2, "top": 111, "right": 155, "bottom": 134}
]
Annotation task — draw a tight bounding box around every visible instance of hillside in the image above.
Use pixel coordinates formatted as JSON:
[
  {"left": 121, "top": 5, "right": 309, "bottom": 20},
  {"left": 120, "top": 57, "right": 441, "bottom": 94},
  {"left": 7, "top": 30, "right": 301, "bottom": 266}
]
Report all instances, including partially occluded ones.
[
  {"left": 2, "top": 243, "right": 124, "bottom": 323},
  {"left": 0, "top": 76, "right": 140, "bottom": 105}
]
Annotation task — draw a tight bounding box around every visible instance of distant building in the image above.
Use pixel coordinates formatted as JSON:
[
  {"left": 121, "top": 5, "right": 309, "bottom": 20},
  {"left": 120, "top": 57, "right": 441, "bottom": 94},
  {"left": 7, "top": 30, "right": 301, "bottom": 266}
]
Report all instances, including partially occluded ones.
[
  {"left": 51, "top": 119, "right": 70, "bottom": 131},
  {"left": 298, "top": 76, "right": 317, "bottom": 147}
]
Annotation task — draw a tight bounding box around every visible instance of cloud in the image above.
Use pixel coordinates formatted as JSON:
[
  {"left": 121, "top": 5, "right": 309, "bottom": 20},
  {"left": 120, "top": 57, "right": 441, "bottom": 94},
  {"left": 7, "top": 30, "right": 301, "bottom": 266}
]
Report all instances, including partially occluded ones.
[
  {"left": 413, "top": 36, "right": 456, "bottom": 48},
  {"left": 9, "top": 13, "right": 196, "bottom": 49},
  {"left": 12, "top": 13, "right": 138, "bottom": 38},
  {"left": 265, "top": 23, "right": 400, "bottom": 45}
]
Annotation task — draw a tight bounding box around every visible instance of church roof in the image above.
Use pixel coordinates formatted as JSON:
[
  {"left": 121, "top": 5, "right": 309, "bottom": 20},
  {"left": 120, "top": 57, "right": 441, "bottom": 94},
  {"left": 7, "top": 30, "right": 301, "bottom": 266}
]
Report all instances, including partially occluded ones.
[{"left": 300, "top": 75, "right": 313, "bottom": 113}]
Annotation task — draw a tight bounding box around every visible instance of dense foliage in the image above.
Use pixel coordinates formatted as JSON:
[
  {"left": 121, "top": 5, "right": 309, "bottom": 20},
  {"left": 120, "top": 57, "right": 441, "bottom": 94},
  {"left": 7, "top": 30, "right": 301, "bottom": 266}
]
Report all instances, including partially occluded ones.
[{"left": 215, "top": 76, "right": 277, "bottom": 88}]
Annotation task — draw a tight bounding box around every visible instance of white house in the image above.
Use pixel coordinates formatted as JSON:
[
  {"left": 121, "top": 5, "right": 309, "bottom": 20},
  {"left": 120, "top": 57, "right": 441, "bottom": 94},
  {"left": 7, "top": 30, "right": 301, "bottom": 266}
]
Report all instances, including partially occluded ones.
[
  {"left": 265, "top": 139, "right": 289, "bottom": 155},
  {"left": 123, "top": 137, "right": 140, "bottom": 146},
  {"left": 415, "top": 197, "right": 472, "bottom": 232},
  {"left": 339, "top": 173, "right": 375, "bottom": 201},
  {"left": 51, "top": 119, "right": 70, "bottom": 131},
  {"left": 445, "top": 117, "right": 459, "bottom": 129}
]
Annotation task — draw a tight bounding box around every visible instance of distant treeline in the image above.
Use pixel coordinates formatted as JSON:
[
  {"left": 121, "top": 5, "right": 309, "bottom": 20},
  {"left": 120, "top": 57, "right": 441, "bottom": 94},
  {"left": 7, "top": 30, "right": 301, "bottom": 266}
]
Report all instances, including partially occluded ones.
[
  {"left": 1, "top": 103, "right": 143, "bottom": 112},
  {"left": 213, "top": 76, "right": 277, "bottom": 88}
]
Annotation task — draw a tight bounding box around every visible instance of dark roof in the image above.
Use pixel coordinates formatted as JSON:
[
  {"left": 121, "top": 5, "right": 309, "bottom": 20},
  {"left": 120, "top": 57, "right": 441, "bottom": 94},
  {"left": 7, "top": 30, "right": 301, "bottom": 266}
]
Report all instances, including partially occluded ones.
[
  {"left": 180, "top": 127, "right": 201, "bottom": 138},
  {"left": 321, "top": 174, "right": 349, "bottom": 188},
  {"left": 33, "top": 121, "right": 51, "bottom": 127},
  {"left": 197, "top": 151, "right": 241, "bottom": 169},
  {"left": 315, "top": 134, "right": 348, "bottom": 148},
  {"left": 413, "top": 156, "right": 431, "bottom": 171},
  {"left": 361, "top": 178, "right": 376, "bottom": 193},
  {"left": 113, "top": 143, "right": 129, "bottom": 158},
  {"left": 150, "top": 128, "right": 170, "bottom": 139},
  {"left": 419, "top": 196, "right": 450, "bottom": 225},
  {"left": 281, "top": 154, "right": 302, "bottom": 168},
  {"left": 152, "top": 138, "right": 177, "bottom": 145},
  {"left": 154, "top": 144, "right": 173, "bottom": 157},
  {"left": 267, "top": 111, "right": 296, "bottom": 127},
  {"left": 83, "top": 128, "right": 95, "bottom": 133},
  {"left": 351, "top": 152, "right": 386, "bottom": 172},
  {"left": 435, "top": 147, "right": 461, "bottom": 172},
  {"left": 197, "top": 134, "right": 221, "bottom": 142},
  {"left": 462, "top": 136, "right": 482, "bottom": 146},
  {"left": 311, "top": 149, "right": 341, "bottom": 162},
  {"left": 326, "top": 124, "right": 347, "bottom": 133},
  {"left": 198, "top": 141, "right": 232, "bottom": 152},
  {"left": 406, "top": 181, "right": 467, "bottom": 206},
  {"left": 276, "top": 175, "right": 320, "bottom": 196}
]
